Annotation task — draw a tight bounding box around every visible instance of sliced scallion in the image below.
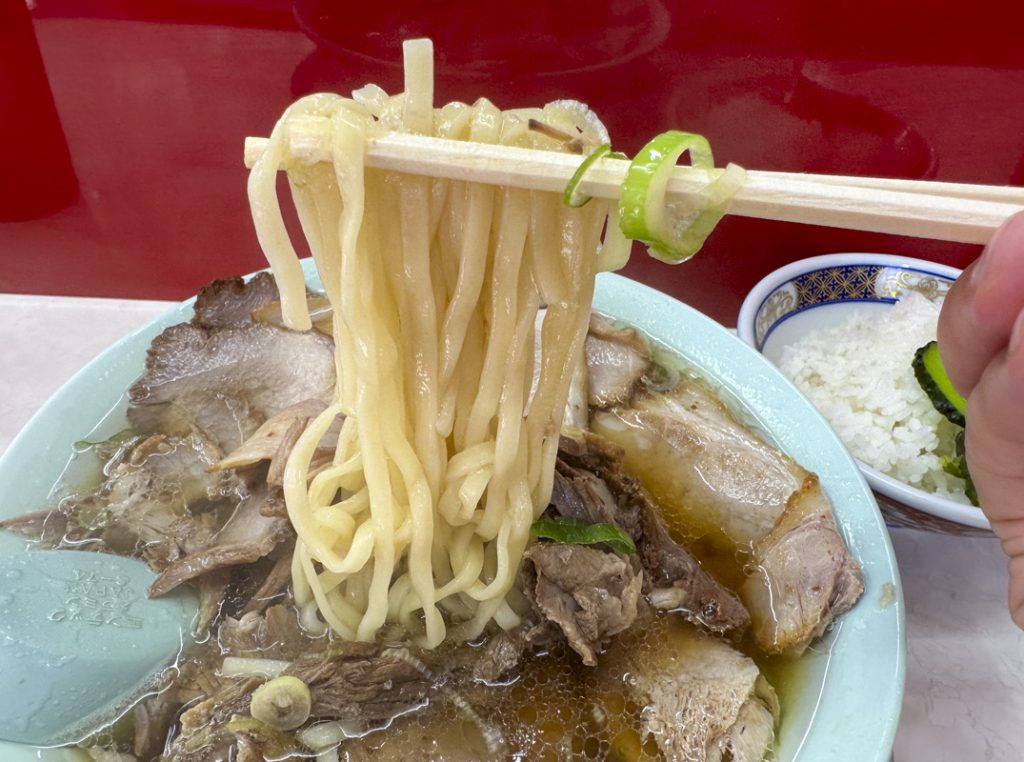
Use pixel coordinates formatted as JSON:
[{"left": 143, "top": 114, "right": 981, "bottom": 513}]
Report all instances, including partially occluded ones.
[
  {"left": 618, "top": 130, "right": 746, "bottom": 263},
  {"left": 595, "top": 205, "right": 632, "bottom": 273},
  {"left": 563, "top": 143, "right": 613, "bottom": 207}
]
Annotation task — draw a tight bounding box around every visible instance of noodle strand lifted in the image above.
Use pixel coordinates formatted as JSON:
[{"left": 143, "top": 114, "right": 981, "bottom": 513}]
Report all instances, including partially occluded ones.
[{"left": 249, "top": 38, "right": 622, "bottom": 647}]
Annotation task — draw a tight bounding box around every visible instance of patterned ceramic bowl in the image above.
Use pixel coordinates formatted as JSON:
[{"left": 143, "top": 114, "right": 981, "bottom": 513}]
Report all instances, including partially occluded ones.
[{"left": 736, "top": 253, "right": 990, "bottom": 535}]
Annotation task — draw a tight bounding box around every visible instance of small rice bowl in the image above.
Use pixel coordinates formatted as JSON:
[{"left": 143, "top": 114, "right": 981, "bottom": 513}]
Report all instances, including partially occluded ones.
[{"left": 778, "top": 292, "right": 968, "bottom": 503}]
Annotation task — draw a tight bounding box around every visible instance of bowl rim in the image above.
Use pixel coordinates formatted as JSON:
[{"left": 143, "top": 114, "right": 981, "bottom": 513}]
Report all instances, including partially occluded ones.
[
  {"left": 736, "top": 252, "right": 963, "bottom": 349},
  {"left": 736, "top": 252, "right": 988, "bottom": 530},
  {"left": 859, "top": 460, "right": 990, "bottom": 529}
]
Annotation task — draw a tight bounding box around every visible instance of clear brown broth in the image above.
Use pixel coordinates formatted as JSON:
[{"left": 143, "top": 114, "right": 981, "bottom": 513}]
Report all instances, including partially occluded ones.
[{"left": 47, "top": 335, "right": 816, "bottom": 761}]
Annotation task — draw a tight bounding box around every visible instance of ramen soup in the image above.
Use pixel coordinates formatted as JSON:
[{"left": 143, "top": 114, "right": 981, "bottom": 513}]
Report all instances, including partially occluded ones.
[
  {"left": 0, "top": 38, "right": 862, "bottom": 762},
  {"left": 1, "top": 279, "right": 862, "bottom": 761}
]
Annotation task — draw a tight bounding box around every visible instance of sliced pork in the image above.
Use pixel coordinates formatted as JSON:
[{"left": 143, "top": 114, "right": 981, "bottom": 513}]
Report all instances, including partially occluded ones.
[
  {"left": 57, "top": 429, "right": 245, "bottom": 571},
  {"left": 164, "top": 676, "right": 264, "bottom": 761},
  {"left": 584, "top": 314, "right": 651, "bottom": 408},
  {"left": 468, "top": 620, "right": 556, "bottom": 683},
  {"left": 128, "top": 275, "right": 335, "bottom": 454},
  {"left": 0, "top": 505, "right": 72, "bottom": 546},
  {"left": 592, "top": 381, "right": 862, "bottom": 655},
  {"left": 618, "top": 623, "right": 778, "bottom": 762},
  {"left": 593, "top": 384, "right": 809, "bottom": 546},
  {"left": 284, "top": 646, "right": 432, "bottom": 725},
  {"left": 148, "top": 483, "right": 293, "bottom": 597},
  {"left": 211, "top": 399, "right": 327, "bottom": 474},
  {"left": 706, "top": 684, "right": 779, "bottom": 762},
  {"left": 219, "top": 603, "right": 321, "bottom": 660},
  {"left": 192, "top": 272, "right": 280, "bottom": 330},
  {"left": 639, "top": 508, "right": 751, "bottom": 635},
  {"left": 128, "top": 322, "right": 335, "bottom": 453},
  {"left": 240, "top": 550, "right": 295, "bottom": 615},
  {"left": 742, "top": 475, "right": 864, "bottom": 655}
]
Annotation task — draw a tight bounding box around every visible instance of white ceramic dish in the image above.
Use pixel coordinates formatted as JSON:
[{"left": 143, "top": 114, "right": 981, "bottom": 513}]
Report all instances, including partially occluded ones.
[
  {"left": 0, "top": 266, "right": 905, "bottom": 761},
  {"left": 737, "top": 252, "right": 988, "bottom": 534}
]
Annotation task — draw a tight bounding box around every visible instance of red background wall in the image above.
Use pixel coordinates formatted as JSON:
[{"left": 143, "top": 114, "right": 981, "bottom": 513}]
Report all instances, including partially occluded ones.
[{"left": 3, "top": 0, "right": 1023, "bottom": 324}]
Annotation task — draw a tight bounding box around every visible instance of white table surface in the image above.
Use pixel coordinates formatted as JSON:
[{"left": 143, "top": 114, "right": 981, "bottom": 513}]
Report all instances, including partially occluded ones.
[{"left": 1, "top": 292, "right": 1022, "bottom": 761}]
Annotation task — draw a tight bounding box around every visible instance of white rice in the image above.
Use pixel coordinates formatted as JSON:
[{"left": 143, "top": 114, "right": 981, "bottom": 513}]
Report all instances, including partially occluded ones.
[{"left": 778, "top": 292, "right": 968, "bottom": 503}]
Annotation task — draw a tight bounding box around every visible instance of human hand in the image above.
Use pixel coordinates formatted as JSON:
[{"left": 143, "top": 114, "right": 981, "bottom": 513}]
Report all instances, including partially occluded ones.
[{"left": 938, "top": 211, "right": 1024, "bottom": 629}]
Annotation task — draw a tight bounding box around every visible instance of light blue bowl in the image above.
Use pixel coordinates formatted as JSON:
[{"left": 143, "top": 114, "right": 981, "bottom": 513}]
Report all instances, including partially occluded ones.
[
  {"left": 0, "top": 265, "right": 904, "bottom": 761},
  {"left": 735, "top": 253, "right": 988, "bottom": 534}
]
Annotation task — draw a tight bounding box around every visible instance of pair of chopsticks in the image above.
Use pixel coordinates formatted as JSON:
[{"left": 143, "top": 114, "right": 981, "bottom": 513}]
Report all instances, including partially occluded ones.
[{"left": 244, "top": 116, "right": 1024, "bottom": 245}]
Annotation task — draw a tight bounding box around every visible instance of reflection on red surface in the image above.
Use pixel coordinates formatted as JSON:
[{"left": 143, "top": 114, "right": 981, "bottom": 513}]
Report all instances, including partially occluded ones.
[
  {"left": 294, "top": 0, "right": 671, "bottom": 76},
  {"left": 2, "top": 0, "right": 1024, "bottom": 323},
  {"left": 0, "top": 0, "right": 77, "bottom": 220}
]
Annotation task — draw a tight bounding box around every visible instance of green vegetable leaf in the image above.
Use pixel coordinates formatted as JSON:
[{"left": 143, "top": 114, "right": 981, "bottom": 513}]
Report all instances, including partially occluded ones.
[
  {"left": 530, "top": 516, "right": 636, "bottom": 554},
  {"left": 72, "top": 428, "right": 136, "bottom": 453},
  {"left": 939, "top": 455, "right": 968, "bottom": 480},
  {"left": 913, "top": 341, "right": 976, "bottom": 505}
]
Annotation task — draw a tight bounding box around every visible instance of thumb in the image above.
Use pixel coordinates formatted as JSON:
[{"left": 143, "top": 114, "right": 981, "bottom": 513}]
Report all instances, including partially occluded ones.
[
  {"left": 966, "top": 308, "right": 1024, "bottom": 629},
  {"left": 938, "top": 210, "right": 1024, "bottom": 396}
]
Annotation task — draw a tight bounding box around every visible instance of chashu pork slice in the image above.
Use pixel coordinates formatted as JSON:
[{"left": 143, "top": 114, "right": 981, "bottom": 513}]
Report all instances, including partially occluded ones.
[
  {"left": 524, "top": 543, "right": 644, "bottom": 667},
  {"left": 593, "top": 382, "right": 862, "bottom": 655},
  {"left": 148, "top": 482, "right": 293, "bottom": 597},
  {"left": 617, "top": 620, "right": 779, "bottom": 762},
  {"left": 585, "top": 313, "right": 651, "bottom": 409},
  {"left": 742, "top": 474, "right": 864, "bottom": 655},
  {"left": 593, "top": 385, "right": 809, "bottom": 546},
  {"left": 128, "top": 273, "right": 336, "bottom": 454},
  {"left": 128, "top": 321, "right": 335, "bottom": 454},
  {"left": 192, "top": 272, "right": 280, "bottom": 330}
]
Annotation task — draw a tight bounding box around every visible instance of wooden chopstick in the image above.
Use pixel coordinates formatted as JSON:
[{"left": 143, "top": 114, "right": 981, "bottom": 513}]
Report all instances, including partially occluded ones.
[
  {"left": 762, "top": 171, "right": 1024, "bottom": 206},
  {"left": 243, "top": 117, "right": 1023, "bottom": 245}
]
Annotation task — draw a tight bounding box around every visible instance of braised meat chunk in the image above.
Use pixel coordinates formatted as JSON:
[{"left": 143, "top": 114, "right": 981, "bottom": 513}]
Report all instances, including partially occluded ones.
[
  {"left": 592, "top": 381, "right": 863, "bottom": 655},
  {"left": 552, "top": 431, "right": 751, "bottom": 637},
  {"left": 524, "top": 542, "right": 643, "bottom": 666}
]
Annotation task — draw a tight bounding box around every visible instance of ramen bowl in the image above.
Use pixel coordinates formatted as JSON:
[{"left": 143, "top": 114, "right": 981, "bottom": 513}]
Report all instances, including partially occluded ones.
[
  {"left": 737, "top": 252, "right": 988, "bottom": 535},
  {"left": 0, "top": 266, "right": 904, "bottom": 761}
]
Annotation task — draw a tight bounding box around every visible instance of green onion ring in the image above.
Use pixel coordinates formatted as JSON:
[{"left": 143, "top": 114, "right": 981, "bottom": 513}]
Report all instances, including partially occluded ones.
[
  {"left": 595, "top": 206, "right": 632, "bottom": 273},
  {"left": 618, "top": 130, "right": 746, "bottom": 263},
  {"left": 563, "top": 143, "right": 613, "bottom": 207}
]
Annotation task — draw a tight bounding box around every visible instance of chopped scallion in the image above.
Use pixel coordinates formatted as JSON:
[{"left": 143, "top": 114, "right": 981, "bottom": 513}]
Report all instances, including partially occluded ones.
[
  {"left": 618, "top": 130, "right": 745, "bottom": 263},
  {"left": 563, "top": 143, "right": 613, "bottom": 207}
]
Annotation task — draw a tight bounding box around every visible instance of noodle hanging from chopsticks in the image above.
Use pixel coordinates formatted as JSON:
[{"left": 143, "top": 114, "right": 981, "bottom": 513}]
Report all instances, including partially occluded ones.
[{"left": 248, "top": 38, "right": 622, "bottom": 646}]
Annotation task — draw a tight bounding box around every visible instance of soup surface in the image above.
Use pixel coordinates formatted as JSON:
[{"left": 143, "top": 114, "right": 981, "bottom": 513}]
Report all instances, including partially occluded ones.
[{"left": 0, "top": 277, "right": 863, "bottom": 762}]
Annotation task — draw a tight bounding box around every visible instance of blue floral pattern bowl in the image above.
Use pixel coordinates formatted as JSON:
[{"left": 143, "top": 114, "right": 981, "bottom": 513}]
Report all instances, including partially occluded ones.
[{"left": 737, "top": 253, "right": 988, "bottom": 535}]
